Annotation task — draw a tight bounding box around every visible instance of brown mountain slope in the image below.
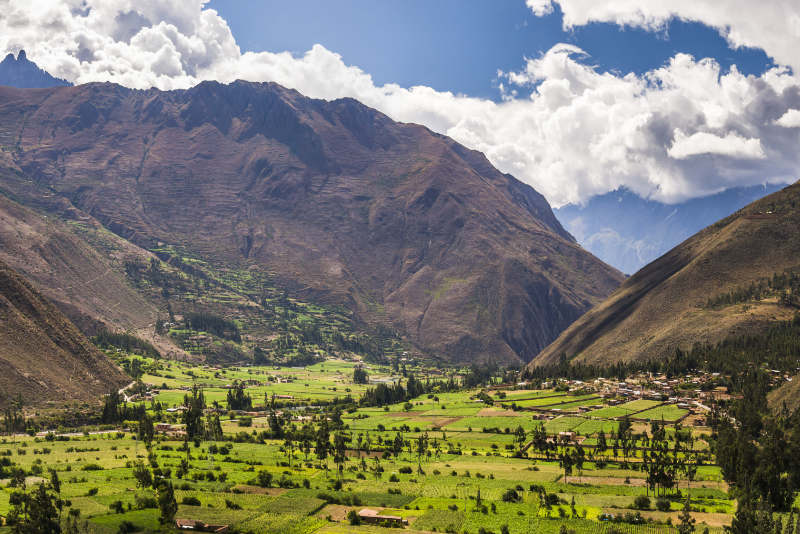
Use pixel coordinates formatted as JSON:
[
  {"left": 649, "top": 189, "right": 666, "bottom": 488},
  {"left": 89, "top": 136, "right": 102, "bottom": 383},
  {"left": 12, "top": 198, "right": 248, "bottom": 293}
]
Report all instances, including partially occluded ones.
[
  {"left": 530, "top": 181, "right": 800, "bottom": 367},
  {"left": 0, "top": 189, "right": 159, "bottom": 336},
  {"left": 0, "top": 259, "right": 128, "bottom": 407},
  {"left": 0, "top": 81, "right": 623, "bottom": 363}
]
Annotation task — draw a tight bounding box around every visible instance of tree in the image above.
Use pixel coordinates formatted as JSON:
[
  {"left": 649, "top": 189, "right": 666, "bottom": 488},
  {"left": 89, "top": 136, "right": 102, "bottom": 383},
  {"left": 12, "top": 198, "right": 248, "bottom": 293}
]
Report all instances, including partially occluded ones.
[
  {"left": 416, "top": 432, "right": 429, "bottom": 474},
  {"left": 156, "top": 479, "right": 177, "bottom": 525},
  {"left": 182, "top": 385, "right": 206, "bottom": 439},
  {"left": 138, "top": 413, "right": 155, "bottom": 448},
  {"left": 333, "top": 432, "right": 349, "bottom": 481},
  {"left": 268, "top": 411, "right": 284, "bottom": 438},
  {"left": 677, "top": 494, "right": 695, "bottom": 534},
  {"left": 132, "top": 461, "right": 153, "bottom": 489},
  {"left": 597, "top": 429, "right": 608, "bottom": 456},
  {"left": 353, "top": 366, "right": 369, "bottom": 384},
  {"left": 206, "top": 413, "right": 223, "bottom": 441},
  {"left": 514, "top": 425, "right": 527, "bottom": 455},
  {"left": 392, "top": 433, "right": 404, "bottom": 459},
  {"left": 226, "top": 381, "right": 252, "bottom": 410},
  {"left": 316, "top": 419, "right": 330, "bottom": 471}
]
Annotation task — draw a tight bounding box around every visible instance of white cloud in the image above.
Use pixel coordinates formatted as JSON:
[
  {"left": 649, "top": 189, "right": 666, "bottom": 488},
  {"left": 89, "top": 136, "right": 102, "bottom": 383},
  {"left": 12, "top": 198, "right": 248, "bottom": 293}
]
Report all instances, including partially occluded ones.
[
  {"left": 1, "top": 0, "right": 800, "bottom": 206},
  {"left": 526, "top": 0, "right": 800, "bottom": 74},
  {"left": 668, "top": 130, "right": 765, "bottom": 159},
  {"left": 776, "top": 109, "right": 800, "bottom": 128}
]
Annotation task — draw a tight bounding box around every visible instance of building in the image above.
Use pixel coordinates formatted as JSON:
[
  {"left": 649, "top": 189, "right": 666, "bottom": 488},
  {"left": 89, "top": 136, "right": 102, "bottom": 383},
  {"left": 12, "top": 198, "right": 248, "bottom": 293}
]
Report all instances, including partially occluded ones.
[{"left": 357, "top": 508, "right": 408, "bottom": 527}]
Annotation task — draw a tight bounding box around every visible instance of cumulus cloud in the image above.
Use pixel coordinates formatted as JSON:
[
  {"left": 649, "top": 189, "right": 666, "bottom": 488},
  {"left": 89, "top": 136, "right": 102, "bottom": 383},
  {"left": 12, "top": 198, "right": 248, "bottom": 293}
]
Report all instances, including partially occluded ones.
[
  {"left": 526, "top": 0, "right": 800, "bottom": 74},
  {"left": 1, "top": 0, "right": 800, "bottom": 206}
]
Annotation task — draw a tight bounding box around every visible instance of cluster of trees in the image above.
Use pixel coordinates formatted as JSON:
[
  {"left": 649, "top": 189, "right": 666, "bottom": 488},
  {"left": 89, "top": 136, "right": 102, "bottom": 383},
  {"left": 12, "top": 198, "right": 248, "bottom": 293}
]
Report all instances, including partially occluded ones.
[
  {"left": 226, "top": 381, "right": 253, "bottom": 410},
  {"left": 3, "top": 395, "right": 26, "bottom": 434},
  {"left": 672, "top": 314, "right": 800, "bottom": 379},
  {"left": 360, "top": 374, "right": 459, "bottom": 407},
  {"left": 93, "top": 330, "right": 161, "bottom": 359},
  {"left": 101, "top": 391, "right": 146, "bottom": 424},
  {"left": 705, "top": 269, "right": 800, "bottom": 309},
  {"left": 714, "top": 368, "right": 800, "bottom": 533},
  {"left": 463, "top": 364, "right": 500, "bottom": 388},
  {"left": 184, "top": 312, "right": 241, "bottom": 342}
]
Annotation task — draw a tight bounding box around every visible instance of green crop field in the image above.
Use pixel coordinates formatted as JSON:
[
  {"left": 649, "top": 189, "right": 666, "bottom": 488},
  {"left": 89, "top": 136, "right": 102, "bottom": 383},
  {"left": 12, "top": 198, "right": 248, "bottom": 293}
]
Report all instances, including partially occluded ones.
[{"left": 0, "top": 361, "right": 732, "bottom": 534}]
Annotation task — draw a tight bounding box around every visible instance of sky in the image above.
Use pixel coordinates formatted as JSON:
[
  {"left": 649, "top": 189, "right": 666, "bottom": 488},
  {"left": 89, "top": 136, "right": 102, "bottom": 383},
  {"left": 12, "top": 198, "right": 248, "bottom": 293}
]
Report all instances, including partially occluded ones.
[
  {"left": 1, "top": 0, "right": 800, "bottom": 207},
  {"left": 208, "top": 0, "right": 774, "bottom": 100}
]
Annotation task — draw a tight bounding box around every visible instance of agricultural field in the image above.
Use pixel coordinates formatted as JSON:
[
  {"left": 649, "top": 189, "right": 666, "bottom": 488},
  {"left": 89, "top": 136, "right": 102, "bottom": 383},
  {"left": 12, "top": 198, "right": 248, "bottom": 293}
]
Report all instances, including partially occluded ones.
[
  {"left": 0, "top": 363, "right": 734, "bottom": 534},
  {"left": 134, "top": 358, "right": 401, "bottom": 408}
]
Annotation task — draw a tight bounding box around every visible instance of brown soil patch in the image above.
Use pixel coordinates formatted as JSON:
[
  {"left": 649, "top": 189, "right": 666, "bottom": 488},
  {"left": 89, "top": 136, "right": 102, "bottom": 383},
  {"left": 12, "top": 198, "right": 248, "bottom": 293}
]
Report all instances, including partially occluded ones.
[
  {"left": 345, "top": 450, "right": 383, "bottom": 458},
  {"left": 430, "top": 416, "right": 462, "bottom": 428},
  {"left": 316, "top": 504, "right": 352, "bottom": 521}
]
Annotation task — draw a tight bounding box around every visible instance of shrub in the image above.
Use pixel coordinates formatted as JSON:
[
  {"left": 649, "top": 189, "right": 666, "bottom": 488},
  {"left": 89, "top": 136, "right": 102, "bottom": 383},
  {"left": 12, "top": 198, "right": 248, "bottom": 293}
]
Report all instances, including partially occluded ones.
[
  {"left": 182, "top": 496, "right": 201, "bottom": 506},
  {"left": 347, "top": 509, "right": 361, "bottom": 525},
  {"left": 82, "top": 463, "right": 102, "bottom": 471},
  {"left": 256, "top": 470, "right": 273, "bottom": 488},
  {"left": 117, "top": 520, "right": 138, "bottom": 534},
  {"left": 656, "top": 497, "right": 671, "bottom": 512},
  {"left": 501, "top": 488, "right": 521, "bottom": 503},
  {"left": 109, "top": 500, "right": 125, "bottom": 514},
  {"left": 633, "top": 495, "right": 651, "bottom": 510}
]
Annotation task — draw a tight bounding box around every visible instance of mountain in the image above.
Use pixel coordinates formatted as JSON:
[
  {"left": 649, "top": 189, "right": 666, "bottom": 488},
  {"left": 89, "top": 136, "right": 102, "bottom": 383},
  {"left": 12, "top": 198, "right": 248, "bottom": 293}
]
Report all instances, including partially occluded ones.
[
  {"left": 0, "top": 258, "right": 128, "bottom": 407},
  {"left": 0, "top": 80, "right": 623, "bottom": 364},
  {"left": 530, "top": 181, "right": 800, "bottom": 367},
  {"left": 555, "top": 184, "right": 786, "bottom": 274},
  {"left": 0, "top": 50, "right": 71, "bottom": 88}
]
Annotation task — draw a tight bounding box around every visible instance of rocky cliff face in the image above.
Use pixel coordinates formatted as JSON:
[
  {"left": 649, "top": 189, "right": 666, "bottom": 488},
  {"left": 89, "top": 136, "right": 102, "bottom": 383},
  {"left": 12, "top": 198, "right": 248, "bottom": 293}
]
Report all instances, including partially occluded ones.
[{"left": 0, "top": 80, "right": 623, "bottom": 363}]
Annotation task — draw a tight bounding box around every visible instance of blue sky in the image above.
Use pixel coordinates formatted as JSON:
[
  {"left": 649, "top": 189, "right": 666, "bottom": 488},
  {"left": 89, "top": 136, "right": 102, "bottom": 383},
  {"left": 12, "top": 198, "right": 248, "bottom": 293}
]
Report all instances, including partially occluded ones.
[{"left": 208, "top": 0, "right": 774, "bottom": 100}]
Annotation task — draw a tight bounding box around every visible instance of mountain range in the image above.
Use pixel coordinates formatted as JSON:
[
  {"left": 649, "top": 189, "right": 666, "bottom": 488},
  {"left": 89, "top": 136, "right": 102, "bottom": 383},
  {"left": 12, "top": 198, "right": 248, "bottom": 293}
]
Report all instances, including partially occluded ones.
[{"left": 0, "top": 78, "right": 622, "bottom": 368}]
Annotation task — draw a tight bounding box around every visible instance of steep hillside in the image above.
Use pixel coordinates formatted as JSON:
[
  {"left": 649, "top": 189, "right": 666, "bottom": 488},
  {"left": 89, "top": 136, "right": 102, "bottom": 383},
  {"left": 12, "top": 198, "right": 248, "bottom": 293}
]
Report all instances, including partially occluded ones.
[
  {"left": 531, "top": 181, "right": 800, "bottom": 367},
  {"left": 0, "top": 259, "right": 128, "bottom": 407},
  {"left": 0, "top": 190, "right": 160, "bottom": 336},
  {"left": 0, "top": 81, "right": 623, "bottom": 364}
]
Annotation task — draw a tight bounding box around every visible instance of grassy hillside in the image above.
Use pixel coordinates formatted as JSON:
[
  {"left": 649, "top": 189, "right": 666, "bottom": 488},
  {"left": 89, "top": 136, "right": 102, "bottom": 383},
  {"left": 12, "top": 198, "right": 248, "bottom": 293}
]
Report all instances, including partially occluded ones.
[{"left": 531, "top": 181, "right": 800, "bottom": 367}]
